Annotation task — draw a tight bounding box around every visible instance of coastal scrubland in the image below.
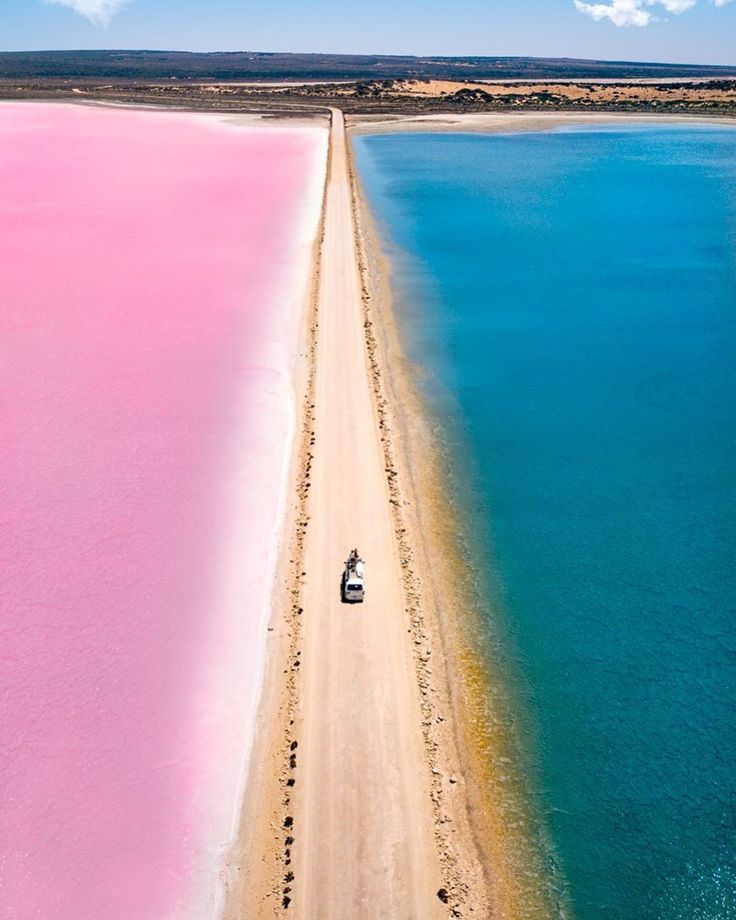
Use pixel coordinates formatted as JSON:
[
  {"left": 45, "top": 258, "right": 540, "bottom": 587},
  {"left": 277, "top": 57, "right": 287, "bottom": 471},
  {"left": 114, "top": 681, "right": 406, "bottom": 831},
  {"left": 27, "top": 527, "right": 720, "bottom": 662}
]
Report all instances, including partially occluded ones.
[
  {"left": 2, "top": 49, "right": 735, "bottom": 118},
  {"left": 3, "top": 75, "right": 736, "bottom": 117}
]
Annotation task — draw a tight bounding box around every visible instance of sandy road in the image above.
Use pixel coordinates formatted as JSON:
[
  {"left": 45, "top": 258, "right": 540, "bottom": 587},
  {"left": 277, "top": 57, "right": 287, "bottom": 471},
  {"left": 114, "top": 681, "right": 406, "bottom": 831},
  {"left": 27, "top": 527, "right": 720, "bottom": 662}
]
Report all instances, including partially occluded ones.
[{"left": 289, "top": 110, "right": 446, "bottom": 919}]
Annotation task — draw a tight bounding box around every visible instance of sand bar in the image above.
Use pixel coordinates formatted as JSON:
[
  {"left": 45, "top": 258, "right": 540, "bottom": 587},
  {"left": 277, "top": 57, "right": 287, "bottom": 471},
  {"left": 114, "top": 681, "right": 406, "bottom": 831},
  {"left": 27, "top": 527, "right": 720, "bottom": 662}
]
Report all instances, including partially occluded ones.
[
  {"left": 224, "top": 108, "right": 494, "bottom": 918},
  {"left": 290, "top": 108, "right": 445, "bottom": 917}
]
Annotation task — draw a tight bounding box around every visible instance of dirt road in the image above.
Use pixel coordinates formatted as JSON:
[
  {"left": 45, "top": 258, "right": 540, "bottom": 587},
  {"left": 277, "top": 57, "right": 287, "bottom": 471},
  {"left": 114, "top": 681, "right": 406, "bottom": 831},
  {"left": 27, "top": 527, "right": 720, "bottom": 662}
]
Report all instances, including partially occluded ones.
[{"left": 289, "top": 109, "right": 446, "bottom": 919}]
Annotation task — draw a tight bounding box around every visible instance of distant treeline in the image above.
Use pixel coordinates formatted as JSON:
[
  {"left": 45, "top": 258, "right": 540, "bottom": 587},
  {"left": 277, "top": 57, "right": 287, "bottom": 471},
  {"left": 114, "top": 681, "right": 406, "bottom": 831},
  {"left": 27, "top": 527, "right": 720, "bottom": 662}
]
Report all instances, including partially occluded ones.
[{"left": 1, "top": 50, "right": 734, "bottom": 81}]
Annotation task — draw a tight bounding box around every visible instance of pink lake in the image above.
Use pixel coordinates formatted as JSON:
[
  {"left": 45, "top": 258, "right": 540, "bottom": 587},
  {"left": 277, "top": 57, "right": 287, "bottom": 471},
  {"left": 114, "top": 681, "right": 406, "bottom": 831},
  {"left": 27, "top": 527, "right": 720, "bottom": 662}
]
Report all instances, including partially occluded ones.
[{"left": 0, "top": 103, "right": 326, "bottom": 919}]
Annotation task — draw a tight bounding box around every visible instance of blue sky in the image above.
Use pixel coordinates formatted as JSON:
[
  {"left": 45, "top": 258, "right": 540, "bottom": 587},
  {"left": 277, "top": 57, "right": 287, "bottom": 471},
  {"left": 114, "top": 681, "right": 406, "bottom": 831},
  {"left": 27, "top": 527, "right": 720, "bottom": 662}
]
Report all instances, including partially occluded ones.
[{"left": 2, "top": 0, "right": 734, "bottom": 65}]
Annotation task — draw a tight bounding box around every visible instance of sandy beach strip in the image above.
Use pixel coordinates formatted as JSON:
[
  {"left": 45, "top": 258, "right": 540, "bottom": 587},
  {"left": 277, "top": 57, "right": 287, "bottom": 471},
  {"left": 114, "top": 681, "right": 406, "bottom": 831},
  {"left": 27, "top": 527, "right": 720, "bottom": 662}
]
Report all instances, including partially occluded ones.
[
  {"left": 223, "top": 109, "right": 493, "bottom": 918},
  {"left": 348, "top": 109, "right": 736, "bottom": 135}
]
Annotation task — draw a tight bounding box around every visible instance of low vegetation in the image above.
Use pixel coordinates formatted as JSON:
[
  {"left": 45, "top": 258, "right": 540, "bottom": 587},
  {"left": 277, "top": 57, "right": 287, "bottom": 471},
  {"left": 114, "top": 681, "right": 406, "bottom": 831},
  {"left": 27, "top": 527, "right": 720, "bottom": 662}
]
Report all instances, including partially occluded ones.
[{"left": 2, "top": 74, "right": 735, "bottom": 118}]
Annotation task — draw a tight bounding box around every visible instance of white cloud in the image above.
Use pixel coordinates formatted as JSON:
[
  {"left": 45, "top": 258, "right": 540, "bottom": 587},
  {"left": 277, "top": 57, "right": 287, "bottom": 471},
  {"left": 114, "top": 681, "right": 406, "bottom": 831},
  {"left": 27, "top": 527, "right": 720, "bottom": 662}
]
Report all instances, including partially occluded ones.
[
  {"left": 574, "top": 0, "right": 653, "bottom": 26},
  {"left": 45, "top": 0, "right": 128, "bottom": 27},
  {"left": 573, "top": 0, "right": 732, "bottom": 26}
]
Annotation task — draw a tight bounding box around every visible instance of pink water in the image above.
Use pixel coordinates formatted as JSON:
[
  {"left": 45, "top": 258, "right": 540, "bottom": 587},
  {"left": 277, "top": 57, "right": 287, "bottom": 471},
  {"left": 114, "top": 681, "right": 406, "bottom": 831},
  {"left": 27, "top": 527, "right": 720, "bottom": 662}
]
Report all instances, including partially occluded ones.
[{"left": 0, "top": 103, "right": 326, "bottom": 919}]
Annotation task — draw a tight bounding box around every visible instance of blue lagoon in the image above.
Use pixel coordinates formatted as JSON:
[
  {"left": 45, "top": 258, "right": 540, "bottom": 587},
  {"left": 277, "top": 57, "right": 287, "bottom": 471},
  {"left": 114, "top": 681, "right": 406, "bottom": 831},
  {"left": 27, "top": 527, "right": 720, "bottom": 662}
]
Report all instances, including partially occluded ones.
[{"left": 355, "top": 125, "right": 736, "bottom": 920}]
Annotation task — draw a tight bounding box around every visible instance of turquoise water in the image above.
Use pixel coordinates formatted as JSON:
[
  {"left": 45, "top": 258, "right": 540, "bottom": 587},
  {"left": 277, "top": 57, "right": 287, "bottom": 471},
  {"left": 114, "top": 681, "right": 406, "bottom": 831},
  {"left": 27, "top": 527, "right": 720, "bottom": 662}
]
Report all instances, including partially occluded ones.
[{"left": 355, "top": 127, "right": 736, "bottom": 920}]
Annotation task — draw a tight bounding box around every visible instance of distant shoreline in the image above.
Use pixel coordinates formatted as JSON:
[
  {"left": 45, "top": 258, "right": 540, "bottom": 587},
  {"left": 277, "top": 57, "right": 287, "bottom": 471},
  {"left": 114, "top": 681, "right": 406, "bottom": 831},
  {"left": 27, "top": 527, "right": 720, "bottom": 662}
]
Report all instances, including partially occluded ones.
[
  {"left": 2, "top": 50, "right": 735, "bottom": 83},
  {"left": 348, "top": 109, "right": 736, "bottom": 135},
  {"left": 3, "top": 69, "right": 736, "bottom": 120}
]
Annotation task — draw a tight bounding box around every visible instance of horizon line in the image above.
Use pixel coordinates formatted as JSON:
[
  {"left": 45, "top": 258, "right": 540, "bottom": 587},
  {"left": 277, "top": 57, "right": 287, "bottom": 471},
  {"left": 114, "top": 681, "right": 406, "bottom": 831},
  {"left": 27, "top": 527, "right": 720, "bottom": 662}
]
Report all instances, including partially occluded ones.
[{"left": 1, "top": 48, "right": 735, "bottom": 70}]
